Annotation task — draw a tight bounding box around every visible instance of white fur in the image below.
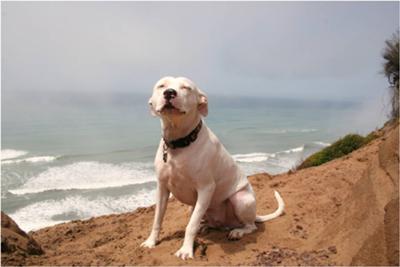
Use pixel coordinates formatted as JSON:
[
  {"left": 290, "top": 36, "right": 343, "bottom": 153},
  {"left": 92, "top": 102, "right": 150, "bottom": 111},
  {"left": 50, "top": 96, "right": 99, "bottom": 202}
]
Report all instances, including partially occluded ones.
[{"left": 141, "top": 77, "right": 285, "bottom": 260}]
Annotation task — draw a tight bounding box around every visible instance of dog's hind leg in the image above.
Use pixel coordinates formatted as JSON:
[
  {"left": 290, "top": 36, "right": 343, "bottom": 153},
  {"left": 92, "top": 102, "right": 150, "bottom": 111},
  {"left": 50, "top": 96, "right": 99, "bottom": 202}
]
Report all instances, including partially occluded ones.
[{"left": 227, "top": 184, "right": 258, "bottom": 240}]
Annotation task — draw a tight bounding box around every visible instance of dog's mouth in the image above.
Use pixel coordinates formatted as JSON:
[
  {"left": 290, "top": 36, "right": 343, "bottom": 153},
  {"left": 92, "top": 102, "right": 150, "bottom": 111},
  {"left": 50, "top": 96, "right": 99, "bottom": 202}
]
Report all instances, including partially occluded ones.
[
  {"left": 163, "top": 102, "right": 176, "bottom": 110},
  {"left": 160, "top": 102, "right": 185, "bottom": 114}
]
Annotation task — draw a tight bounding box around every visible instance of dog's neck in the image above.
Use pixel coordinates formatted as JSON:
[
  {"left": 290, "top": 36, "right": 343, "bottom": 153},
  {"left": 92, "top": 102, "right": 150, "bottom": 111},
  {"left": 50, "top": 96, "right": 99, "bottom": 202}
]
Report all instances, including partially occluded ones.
[{"left": 160, "top": 112, "right": 201, "bottom": 142}]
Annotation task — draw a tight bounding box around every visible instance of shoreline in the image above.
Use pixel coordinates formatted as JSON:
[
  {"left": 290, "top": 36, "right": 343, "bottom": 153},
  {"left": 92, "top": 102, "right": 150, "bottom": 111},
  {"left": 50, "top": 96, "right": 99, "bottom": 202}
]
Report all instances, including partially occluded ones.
[{"left": 2, "top": 141, "right": 329, "bottom": 233}]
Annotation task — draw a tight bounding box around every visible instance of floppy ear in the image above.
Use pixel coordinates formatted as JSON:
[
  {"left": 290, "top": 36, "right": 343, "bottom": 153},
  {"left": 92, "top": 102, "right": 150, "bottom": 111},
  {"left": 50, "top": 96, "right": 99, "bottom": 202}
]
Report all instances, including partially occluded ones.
[
  {"left": 148, "top": 98, "right": 157, "bottom": 117},
  {"left": 198, "top": 89, "right": 208, "bottom": 117}
]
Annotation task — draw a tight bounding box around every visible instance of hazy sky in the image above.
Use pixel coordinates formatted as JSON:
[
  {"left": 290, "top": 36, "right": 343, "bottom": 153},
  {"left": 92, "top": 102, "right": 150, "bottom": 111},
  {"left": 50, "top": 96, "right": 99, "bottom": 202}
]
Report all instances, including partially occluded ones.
[{"left": 2, "top": 1, "right": 399, "bottom": 100}]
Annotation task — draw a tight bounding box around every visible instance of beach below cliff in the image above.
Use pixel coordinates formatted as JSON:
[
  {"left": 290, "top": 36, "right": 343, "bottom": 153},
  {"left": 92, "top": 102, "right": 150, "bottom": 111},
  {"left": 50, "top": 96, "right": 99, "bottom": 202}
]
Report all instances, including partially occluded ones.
[{"left": 2, "top": 122, "right": 398, "bottom": 266}]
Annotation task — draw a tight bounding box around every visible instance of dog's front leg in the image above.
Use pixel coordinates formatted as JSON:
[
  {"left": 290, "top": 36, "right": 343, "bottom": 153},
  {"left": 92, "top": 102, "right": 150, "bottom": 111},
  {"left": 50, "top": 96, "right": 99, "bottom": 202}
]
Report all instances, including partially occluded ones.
[
  {"left": 175, "top": 183, "right": 215, "bottom": 260},
  {"left": 140, "top": 182, "right": 170, "bottom": 248}
]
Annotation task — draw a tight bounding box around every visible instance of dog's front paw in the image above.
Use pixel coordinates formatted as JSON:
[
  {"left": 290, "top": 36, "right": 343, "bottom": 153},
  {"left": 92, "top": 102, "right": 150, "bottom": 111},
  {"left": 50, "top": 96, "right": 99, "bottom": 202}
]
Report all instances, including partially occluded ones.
[
  {"left": 140, "top": 238, "right": 157, "bottom": 248},
  {"left": 175, "top": 245, "right": 194, "bottom": 260}
]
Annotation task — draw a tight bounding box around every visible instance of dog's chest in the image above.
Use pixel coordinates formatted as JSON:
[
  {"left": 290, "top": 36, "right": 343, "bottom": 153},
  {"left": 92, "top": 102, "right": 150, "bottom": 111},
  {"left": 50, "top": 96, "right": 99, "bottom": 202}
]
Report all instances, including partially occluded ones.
[{"left": 157, "top": 159, "right": 197, "bottom": 205}]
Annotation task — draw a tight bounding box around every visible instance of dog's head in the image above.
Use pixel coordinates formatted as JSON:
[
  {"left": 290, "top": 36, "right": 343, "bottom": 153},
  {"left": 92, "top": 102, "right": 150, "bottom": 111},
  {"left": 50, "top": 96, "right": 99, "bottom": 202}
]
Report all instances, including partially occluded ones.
[{"left": 148, "top": 76, "right": 208, "bottom": 118}]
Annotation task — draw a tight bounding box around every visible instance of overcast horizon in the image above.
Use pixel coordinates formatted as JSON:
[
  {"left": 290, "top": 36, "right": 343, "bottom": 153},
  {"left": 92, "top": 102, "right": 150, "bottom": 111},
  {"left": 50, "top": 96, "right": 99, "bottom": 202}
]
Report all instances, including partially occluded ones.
[{"left": 2, "top": 1, "right": 399, "bottom": 102}]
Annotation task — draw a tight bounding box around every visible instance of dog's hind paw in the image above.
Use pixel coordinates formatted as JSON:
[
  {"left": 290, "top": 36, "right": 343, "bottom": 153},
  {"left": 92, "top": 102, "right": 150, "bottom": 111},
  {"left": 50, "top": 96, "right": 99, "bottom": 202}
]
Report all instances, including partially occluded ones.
[
  {"left": 228, "top": 229, "right": 244, "bottom": 240},
  {"left": 175, "top": 245, "right": 194, "bottom": 260},
  {"left": 228, "top": 223, "right": 257, "bottom": 240}
]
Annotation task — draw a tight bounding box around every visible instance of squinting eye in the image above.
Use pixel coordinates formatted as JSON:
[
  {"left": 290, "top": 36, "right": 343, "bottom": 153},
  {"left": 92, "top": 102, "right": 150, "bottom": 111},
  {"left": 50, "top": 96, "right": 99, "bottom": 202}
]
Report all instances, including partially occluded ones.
[
  {"left": 157, "top": 84, "right": 165, "bottom": 89},
  {"left": 182, "top": 86, "right": 191, "bottom": 90}
]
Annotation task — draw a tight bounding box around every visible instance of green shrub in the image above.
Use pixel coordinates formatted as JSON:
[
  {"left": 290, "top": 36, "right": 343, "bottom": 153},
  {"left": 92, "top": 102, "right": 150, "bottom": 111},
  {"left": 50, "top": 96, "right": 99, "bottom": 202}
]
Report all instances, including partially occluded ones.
[
  {"left": 364, "top": 132, "right": 379, "bottom": 144},
  {"left": 297, "top": 133, "right": 377, "bottom": 169}
]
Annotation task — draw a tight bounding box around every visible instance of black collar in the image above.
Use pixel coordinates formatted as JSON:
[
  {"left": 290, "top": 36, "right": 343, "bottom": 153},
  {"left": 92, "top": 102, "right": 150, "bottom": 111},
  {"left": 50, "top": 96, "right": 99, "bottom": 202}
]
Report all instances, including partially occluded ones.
[{"left": 163, "top": 120, "right": 203, "bottom": 149}]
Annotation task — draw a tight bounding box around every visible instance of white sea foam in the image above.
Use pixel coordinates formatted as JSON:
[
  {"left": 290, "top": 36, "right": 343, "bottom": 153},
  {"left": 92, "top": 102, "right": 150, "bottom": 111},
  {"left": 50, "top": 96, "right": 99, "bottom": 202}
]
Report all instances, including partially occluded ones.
[
  {"left": 232, "top": 152, "right": 272, "bottom": 163},
  {"left": 314, "top": 141, "right": 331, "bottom": 147},
  {"left": 1, "top": 149, "right": 28, "bottom": 160},
  {"left": 232, "top": 147, "right": 305, "bottom": 168},
  {"left": 1, "top": 156, "right": 58, "bottom": 165},
  {"left": 9, "top": 189, "right": 156, "bottom": 232},
  {"left": 270, "top": 147, "right": 305, "bottom": 169},
  {"left": 262, "top": 128, "right": 318, "bottom": 134},
  {"left": 9, "top": 161, "right": 156, "bottom": 195},
  {"left": 270, "top": 143, "right": 329, "bottom": 170},
  {"left": 232, "top": 146, "right": 306, "bottom": 174},
  {"left": 280, "top": 146, "right": 304, "bottom": 154},
  {"left": 230, "top": 143, "right": 327, "bottom": 172}
]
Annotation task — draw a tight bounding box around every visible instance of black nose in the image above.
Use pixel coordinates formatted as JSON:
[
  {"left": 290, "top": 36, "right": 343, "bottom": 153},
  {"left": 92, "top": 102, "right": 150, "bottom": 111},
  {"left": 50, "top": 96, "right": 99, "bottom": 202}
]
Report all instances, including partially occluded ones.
[{"left": 163, "top": 88, "right": 177, "bottom": 100}]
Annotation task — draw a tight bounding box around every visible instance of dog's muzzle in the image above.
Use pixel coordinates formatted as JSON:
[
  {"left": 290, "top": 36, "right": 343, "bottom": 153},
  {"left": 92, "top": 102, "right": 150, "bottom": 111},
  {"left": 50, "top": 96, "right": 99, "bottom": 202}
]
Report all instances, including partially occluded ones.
[{"left": 163, "top": 88, "right": 177, "bottom": 100}]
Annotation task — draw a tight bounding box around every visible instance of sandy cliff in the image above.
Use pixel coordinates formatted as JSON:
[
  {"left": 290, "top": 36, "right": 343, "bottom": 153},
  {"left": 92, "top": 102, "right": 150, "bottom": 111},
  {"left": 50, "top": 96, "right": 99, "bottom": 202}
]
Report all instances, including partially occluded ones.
[{"left": 2, "top": 122, "right": 399, "bottom": 266}]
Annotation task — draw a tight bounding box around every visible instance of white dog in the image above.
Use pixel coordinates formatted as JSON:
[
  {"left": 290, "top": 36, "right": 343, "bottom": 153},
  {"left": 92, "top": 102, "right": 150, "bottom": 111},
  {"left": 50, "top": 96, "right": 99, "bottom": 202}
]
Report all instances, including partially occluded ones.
[{"left": 141, "top": 77, "right": 285, "bottom": 260}]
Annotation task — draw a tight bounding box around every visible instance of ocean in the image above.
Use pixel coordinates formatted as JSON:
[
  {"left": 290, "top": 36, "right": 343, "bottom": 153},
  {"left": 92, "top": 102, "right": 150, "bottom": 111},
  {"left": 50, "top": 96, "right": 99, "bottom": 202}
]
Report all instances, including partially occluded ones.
[{"left": 1, "top": 91, "right": 387, "bottom": 232}]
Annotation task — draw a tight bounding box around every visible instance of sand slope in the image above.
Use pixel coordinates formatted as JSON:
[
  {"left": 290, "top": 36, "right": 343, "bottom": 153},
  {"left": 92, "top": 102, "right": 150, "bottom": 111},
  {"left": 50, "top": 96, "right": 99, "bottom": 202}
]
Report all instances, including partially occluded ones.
[{"left": 2, "top": 122, "right": 399, "bottom": 266}]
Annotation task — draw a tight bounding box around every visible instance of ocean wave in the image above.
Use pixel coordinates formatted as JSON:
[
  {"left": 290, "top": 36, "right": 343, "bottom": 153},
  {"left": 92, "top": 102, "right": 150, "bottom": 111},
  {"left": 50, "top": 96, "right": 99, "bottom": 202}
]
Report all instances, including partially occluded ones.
[
  {"left": 8, "top": 189, "right": 156, "bottom": 232},
  {"left": 270, "top": 146, "right": 305, "bottom": 169},
  {"left": 261, "top": 128, "right": 318, "bottom": 134},
  {"left": 56, "top": 148, "right": 146, "bottom": 161},
  {"left": 232, "top": 152, "right": 273, "bottom": 163},
  {"left": 232, "top": 142, "right": 330, "bottom": 175},
  {"left": 313, "top": 141, "right": 331, "bottom": 147},
  {"left": 1, "top": 149, "right": 28, "bottom": 160},
  {"left": 9, "top": 161, "right": 156, "bottom": 195},
  {"left": 231, "top": 147, "right": 304, "bottom": 175},
  {"left": 280, "top": 146, "right": 304, "bottom": 154},
  {"left": 1, "top": 156, "right": 58, "bottom": 165}
]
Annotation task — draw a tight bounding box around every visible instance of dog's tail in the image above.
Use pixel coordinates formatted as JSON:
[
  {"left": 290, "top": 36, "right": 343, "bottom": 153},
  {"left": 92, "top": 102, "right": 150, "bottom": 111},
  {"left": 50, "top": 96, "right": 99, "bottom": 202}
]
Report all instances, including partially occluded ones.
[{"left": 255, "top": 190, "right": 285, "bottom": 223}]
